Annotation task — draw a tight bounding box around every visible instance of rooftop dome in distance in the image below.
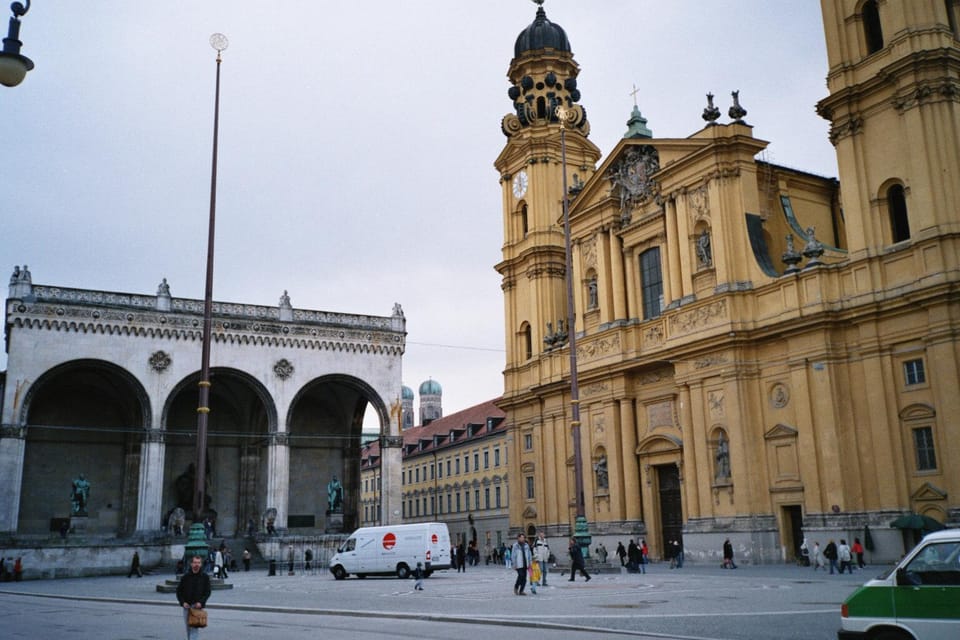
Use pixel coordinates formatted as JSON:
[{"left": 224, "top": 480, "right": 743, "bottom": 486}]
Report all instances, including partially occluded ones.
[
  {"left": 514, "top": 2, "right": 570, "bottom": 58},
  {"left": 401, "top": 385, "right": 414, "bottom": 400},
  {"left": 419, "top": 379, "right": 442, "bottom": 396}
]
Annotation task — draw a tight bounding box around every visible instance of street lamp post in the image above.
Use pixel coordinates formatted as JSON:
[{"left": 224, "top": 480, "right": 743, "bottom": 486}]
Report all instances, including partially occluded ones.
[
  {"left": 193, "top": 33, "right": 228, "bottom": 522},
  {"left": 0, "top": 0, "right": 34, "bottom": 87},
  {"left": 556, "top": 105, "right": 591, "bottom": 554}
]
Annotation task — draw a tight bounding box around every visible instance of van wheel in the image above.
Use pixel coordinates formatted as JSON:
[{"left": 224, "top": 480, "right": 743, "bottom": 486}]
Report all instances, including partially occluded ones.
[
  {"left": 872, "top": 629, "right": 913, "bottom": 640},
  {"left": 332, "top": 565, "right": 347, "bottom": 580},
  {"left": 424, "top": 570, "right": 433, "bottom": 578},
  {"left": 396, "top": 563, "right": 410, "bottom": 579}
]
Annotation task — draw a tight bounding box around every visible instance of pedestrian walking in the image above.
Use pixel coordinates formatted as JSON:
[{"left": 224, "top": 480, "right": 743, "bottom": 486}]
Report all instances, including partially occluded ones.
[
  {"left": 852, "top": 537, "right": 865, "bottom": 569},
  {"left": 511, "top": 533, "right": 533, "bottom": 595},
  {"left": 213, "top": 548, "right": 226, "bottom": 579},
  {"left": 824, "top": 540, "right": 839, "bottom": 574},
  {"left": 567, "top": 538, "right": 591, "bottom": 582},
  {"left": 533, "top": 531, "right": 551, "bottom": 586},
  {"left": 627, "top": 539, "right": 640, "bottom": 572},
  {"left": 812, "top": 541, "right": 825, "bottom": 571},
  {"left": 242, "top": 549, "right": 251, "bottom": 572},
  {"left": 616, "top": 541, "right": 627, "bottom": 566},
  {"left": 176, "top": 555, "right": 211, "bottom": 640},
  {"left": 722, "top": 539, "right": 738, "bottom": 569},
  {"left": 128, "top": 550, "right": 143, "bottom": 578},
  {"left": 639, "top": 539, "right": 648, "bottom": 574},
  {"left": 838, "top": 539, "right": 853, "bottom": 574},
  {"left": 412, "top": 562, "right": 425, "bottom": 591}
]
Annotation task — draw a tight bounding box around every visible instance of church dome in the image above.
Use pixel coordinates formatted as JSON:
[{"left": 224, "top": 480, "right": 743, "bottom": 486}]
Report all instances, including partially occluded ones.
[
  {"left": 514, "top": 4, "right": 570, "bottom": 58},
  {"left": 419, "top": 379, "right": 442, "bottom": 396},
  {"left": 401, "top": 385, "right": 414, "bottom": 400}
]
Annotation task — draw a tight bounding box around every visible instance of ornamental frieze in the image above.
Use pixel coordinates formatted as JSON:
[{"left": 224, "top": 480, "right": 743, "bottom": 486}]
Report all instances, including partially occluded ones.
[
  {"left": 694, "top": 354, "right": 728, "bottom": 369},
  {"left": 581, "top": 381, "right": 609, "bottom": 397},
  {"left": 669, "top": 299, "right": 727, "bottom": 336},
  {"left": 643, "top": 323, "right": 664, "bottom": 348},
  {"left": 577, "top": 334, "right": 621, "bottom": 363}
]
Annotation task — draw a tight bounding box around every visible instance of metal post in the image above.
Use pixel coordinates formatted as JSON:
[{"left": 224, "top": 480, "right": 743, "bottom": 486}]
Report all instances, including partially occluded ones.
[
  {"left": 193, "top": 34, "right": 228, "bottom": 520},
  {"left": 557, "top": 106, "right": 591, "bottom": 552}
]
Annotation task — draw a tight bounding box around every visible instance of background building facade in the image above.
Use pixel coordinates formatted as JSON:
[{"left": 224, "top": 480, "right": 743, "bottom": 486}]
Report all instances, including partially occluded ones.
[
  {"left": 360, "top": 397, "right": 509, "bottom": 554},
  {"left": 496, "top": 1, "right": 959, "bottom": 564}
]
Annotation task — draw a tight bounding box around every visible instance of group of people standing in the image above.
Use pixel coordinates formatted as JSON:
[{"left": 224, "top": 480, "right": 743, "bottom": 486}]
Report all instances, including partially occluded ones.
[{"left": 617, "top": 539, "right": 649, "bottom": 573}]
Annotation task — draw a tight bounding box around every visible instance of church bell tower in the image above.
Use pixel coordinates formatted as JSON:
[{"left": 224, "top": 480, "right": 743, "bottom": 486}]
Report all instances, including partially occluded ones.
[
  {"left": 817, "top": 0, "right": 960, "bottom": 257},
  {"left": 494, "top": 2, "right": 601, "bottom": 379}
]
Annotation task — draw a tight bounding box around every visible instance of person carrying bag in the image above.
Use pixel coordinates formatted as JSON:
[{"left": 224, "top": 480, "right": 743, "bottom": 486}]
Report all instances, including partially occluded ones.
[{"left": 177, "top": 554, "right": 212, "bottom": 638}]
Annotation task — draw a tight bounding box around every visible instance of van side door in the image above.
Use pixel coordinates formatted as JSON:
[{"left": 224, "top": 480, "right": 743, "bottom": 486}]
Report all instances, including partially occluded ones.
[{"left": 893, "top": 540, "right": 960, "bottom": 640}]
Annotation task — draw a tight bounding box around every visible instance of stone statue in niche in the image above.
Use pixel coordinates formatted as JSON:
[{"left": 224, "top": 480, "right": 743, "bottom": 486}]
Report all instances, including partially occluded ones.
[
  {"left": 696, "top": 229, "right": 712, "bottom": 267},
  {"left": 593, "top": 455, "right": 609, "bottom": 489},
  {"left": 715, "top": 433, "right": 731, "bottom": 482}
]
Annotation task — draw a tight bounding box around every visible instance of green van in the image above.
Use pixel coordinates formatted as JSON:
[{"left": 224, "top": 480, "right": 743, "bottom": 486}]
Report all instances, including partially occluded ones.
[{"left": 838, "top": 529, "right": 959, "bottom": 640}]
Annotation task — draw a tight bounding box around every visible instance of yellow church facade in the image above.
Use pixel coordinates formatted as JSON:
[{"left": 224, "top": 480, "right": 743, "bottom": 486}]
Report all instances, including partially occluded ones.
[{"left": 495, "top": 1, "right": 960, "bottom": 564}]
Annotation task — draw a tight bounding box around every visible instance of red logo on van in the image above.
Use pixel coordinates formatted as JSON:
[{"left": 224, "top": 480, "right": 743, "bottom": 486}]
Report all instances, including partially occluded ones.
[
  {"left": 426, "top": 550, "right": 432, "bottom": 561},
  {"left": 382, "top": 532, "right": 397, "bottom": 550},
  {"left": 431, "top": 533, "right": 438, "bottom": 544}
]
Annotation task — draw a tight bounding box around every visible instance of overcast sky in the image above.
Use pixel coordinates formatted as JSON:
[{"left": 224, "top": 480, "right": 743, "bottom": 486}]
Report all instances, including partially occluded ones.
[{"left": 4, "top": 1, "right": 836, "bottom": 425}]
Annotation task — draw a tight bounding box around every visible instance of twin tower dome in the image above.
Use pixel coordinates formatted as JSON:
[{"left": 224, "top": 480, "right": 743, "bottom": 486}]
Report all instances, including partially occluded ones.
[{"left": 400, "top": 379, "right": 442, "bottom": 428}]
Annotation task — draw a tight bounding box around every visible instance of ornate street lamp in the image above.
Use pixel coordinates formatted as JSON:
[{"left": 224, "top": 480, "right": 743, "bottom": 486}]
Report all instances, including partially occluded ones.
[
  {"left": 556, "top": 104, "right": 591, "bottom": 553},
  {"left": 193, "top": 33, "right": 228, "bottom": 522},
  {"left": 0, "top": 0, "right": 34, "bottom": 87}
]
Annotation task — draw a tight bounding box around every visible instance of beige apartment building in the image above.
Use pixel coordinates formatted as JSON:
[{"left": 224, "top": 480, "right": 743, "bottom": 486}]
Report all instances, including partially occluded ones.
[
  {"left": 495, "top": 1, "right": 960, "bottom": 564},
  {"left": 359, "top": 398, "right": 510, "bottom": 554}
]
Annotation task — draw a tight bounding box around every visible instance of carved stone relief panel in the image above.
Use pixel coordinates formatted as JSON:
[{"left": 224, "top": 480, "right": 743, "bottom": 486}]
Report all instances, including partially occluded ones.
[
  {"left": 708, "top": 390, "right": 725, "bottom": 420},
  {"left": 688, "top": 185, "right": 709, "bottom": 222},
  {"left": 646, "top": 399, "right": 675, "bottom": 430},
  {"left": 582, "top": 236, "right": 598, "bottom": 270}
]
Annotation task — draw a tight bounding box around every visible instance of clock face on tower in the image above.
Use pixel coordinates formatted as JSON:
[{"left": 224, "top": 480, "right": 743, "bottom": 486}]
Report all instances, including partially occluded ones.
[{"left": 512, "top": 170, "right": 528, "bottom": 198}]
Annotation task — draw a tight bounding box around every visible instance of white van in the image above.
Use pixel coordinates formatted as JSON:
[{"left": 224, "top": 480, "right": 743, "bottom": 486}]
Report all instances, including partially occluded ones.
[
  {"left": 838, "top": 528, "right": 960, "bottom": 640},
  {"left": 329, "top": 522, "right": 451, "bottom": 580}
]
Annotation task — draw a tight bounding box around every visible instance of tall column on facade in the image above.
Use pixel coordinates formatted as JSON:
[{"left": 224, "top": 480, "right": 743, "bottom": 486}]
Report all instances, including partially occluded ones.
[
  {"left": 0, "top": 425, "right": 26, "bottom": 532},
  {"left": 664, "top": 197, "right": 683, "bottom": 306},
  {"left": 686, "top": 382, "right": 709, "bottom": 519},
  {"left": 135, "top": 429, "right": 166, "bottom": 532},
  {"left": 267, "top": 432, "right": 290, "bottom": 530},
  {"left": 609, "top": 230, "right": 627, "bottom": 321},
  {"left": 618, "top": 398, "right": 641, "bottom": 521}
]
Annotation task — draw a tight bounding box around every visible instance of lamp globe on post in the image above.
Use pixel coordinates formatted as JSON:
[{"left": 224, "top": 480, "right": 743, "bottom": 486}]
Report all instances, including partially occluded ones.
[{"left": 0, "top": 0, "right": 34, "bottom": 87}]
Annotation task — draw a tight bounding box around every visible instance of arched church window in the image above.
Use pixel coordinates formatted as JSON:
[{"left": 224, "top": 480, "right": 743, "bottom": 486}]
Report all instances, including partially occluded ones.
[
  {"left": 521, "top": 323, "right": 532, "bottom": 360},
  {"left": 946, "top": 0, "right": 960, "bottom": 40},
  {"left": 521, "top": 204, "right": 528, "bottom": 237},
  {"left": 862, "top": 0, "right": 884, "bottom": 54},
  {"left": 887, "top": 184, "right": 910, "bottom": 243}
]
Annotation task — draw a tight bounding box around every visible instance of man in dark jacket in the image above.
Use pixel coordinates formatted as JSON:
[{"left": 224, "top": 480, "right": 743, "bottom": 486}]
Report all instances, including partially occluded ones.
[
  {"left": 176, "top": 555, "right": 211, "bottom": 639},
  {"left": 567, "top": 538, "right": 591, "bottom": 582}
]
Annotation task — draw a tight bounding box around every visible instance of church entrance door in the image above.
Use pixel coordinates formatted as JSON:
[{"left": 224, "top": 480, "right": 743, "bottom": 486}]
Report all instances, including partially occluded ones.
[{"left": 657, "top": 464, "right": 683, "bottom": 560}]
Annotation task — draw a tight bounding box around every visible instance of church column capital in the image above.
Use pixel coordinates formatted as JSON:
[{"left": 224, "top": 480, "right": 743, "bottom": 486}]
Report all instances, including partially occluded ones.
[
  {"left": 268, "top": 432, "right": 290, "bottom": 446},
  {"left": 0, "top": 424, "right": 27, "bottom": 439}
]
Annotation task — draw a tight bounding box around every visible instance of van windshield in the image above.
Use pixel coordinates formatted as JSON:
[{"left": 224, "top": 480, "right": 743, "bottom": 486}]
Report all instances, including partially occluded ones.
[{"left": 339, "top": 538, "right": 356, "bottom": 553}]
